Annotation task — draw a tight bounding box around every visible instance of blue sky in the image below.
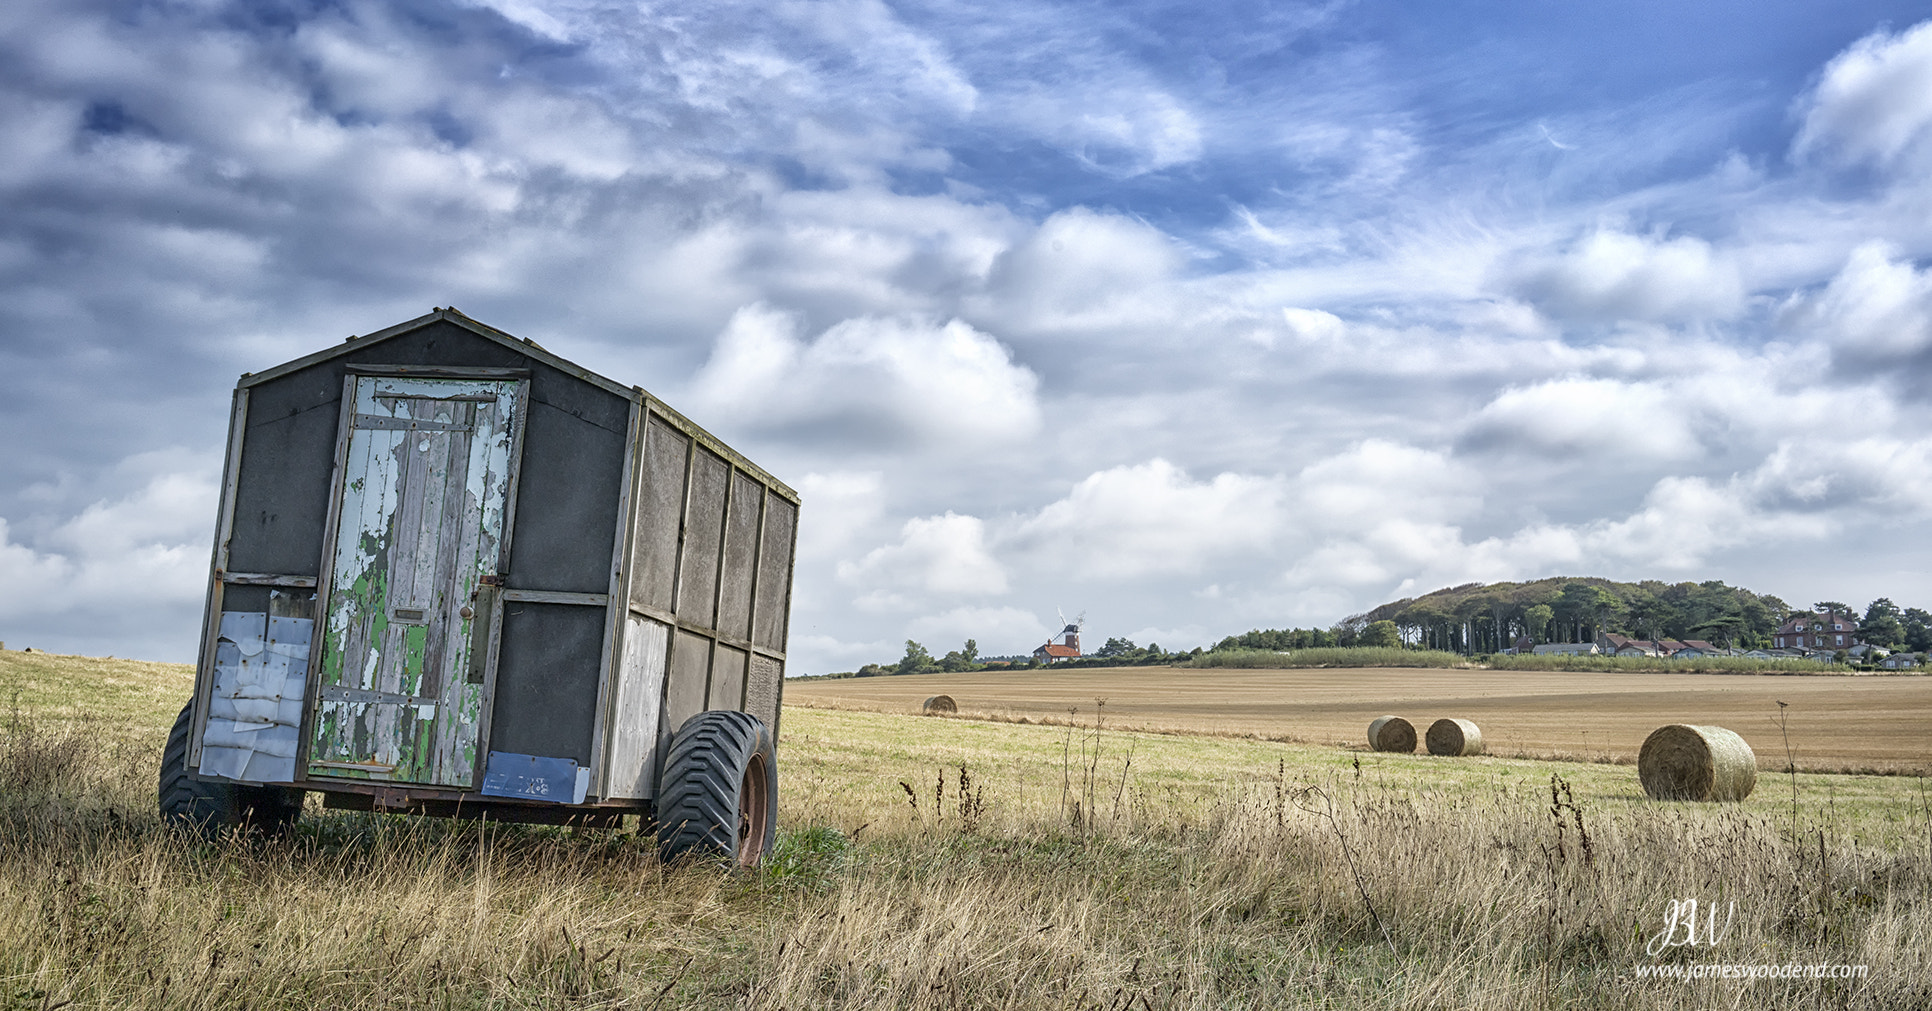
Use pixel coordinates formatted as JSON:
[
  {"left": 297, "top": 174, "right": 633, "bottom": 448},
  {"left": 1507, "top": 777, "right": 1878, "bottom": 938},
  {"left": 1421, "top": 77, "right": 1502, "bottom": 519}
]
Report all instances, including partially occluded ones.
[{"left": 6, "top": 0, "right": 1932, "bottom": 669}]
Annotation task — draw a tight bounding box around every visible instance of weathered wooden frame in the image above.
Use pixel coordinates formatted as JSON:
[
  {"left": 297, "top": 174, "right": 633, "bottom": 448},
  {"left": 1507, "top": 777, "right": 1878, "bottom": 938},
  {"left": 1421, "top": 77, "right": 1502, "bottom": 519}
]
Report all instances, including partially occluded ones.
[{"left": 187, "top": 308, "right": 799, "bottom": 820}]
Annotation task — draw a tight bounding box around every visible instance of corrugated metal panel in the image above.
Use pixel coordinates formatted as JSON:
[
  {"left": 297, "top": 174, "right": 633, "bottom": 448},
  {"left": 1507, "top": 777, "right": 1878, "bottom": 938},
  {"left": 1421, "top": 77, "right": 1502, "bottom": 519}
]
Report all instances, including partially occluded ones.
[
  {"left": 604, "top": 614, "right": 669, "bottom": 799},
  {"left": 676, "top": 448, "right": 729, "bottom": 627},
  {"left": 717, "top": 470, "right": 761, "bottom": 642},
  {"left": 630, "top": 417, "right": 688, "bottom": 612},
  {"left": 709, "top": 644, "right": 748, "bottom": 711},
  {"left": 746, "top": 654, "right": 782, "bottom": 733},
  {"left": 308, "top": 376, "right": 519, "bottom": 788},
  {"left": 661, "top": 630, "right": 711, "bottom": 753},
  {"left": 752, "top": 495, "right": 797, "bottom": 651}
]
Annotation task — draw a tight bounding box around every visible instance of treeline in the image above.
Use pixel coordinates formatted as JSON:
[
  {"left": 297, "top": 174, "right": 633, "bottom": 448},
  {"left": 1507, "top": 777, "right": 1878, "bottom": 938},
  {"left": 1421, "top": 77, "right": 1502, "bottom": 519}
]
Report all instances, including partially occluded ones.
[
  {"left": 824, "top": 636, "right": 1200, "bottom": 679},
  {"left": 1353, "top": 577, "right": 1932, "bottom": 654}
]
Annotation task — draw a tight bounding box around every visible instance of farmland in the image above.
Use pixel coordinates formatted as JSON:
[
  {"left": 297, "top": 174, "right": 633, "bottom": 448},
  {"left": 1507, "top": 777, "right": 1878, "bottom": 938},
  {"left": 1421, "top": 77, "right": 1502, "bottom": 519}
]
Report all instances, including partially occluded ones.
[
  {"left": 786, "top": 665, "right": 1932, "bottom": 774},
  {"left": 3, "top": 649, "right": 1930, "bottom": 1009}
]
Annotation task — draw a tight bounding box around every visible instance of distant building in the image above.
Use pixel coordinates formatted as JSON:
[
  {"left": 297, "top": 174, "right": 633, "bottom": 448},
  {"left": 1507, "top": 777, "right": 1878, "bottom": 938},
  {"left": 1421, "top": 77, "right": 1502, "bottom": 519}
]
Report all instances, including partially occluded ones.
[
  {"left": 1595, "top": 634, "right": 1721, "bottom": 658},
  {"left": 1773, "top": 610, "right": 1862, "bottom": 651},
  {"left": 1881, "top": 652, "right": 1923, "bottom": 669},
  {"left": 1033, "top": 620, "right": 1083, "bottom": 663},
  {"left": 1532, "top": 642, "right": 1598, "bottom": 656}
]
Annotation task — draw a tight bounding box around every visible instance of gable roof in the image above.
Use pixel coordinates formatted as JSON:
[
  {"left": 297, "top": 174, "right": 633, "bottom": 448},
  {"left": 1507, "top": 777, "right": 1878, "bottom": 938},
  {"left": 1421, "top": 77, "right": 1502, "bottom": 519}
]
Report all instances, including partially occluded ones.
[
  {"left": 1035, "top": 643, "right": 1081, "bottom": 657},
  {"left": 238, "top": 307, "right": 635, "bottom": 398},
  {"left": 232, "top": 306, "right": 797, "bottom": 500}
]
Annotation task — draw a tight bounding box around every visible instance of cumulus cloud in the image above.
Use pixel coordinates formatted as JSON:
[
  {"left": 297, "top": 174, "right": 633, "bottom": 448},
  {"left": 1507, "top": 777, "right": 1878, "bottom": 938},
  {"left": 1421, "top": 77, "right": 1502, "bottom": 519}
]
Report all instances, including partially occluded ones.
[
  {"left": 686, "top": 304, "right": 1041, "bottom": 447},
  {"left": 1460, "top": 377, "right": 1699, "bottom": 460},
  {"left": 1512, "top": 230, "right": 1744, "bottom": 323},
  {"left": 837, "top": 512, "right": 1008, "bottom": 606},
  {"left": 1785, "top": 242, "right": 1932, "bottom": 380},
  {"left": 0, "top": 453, "right": 215, "bottom": 656},
  {"left": 1793, "top": 20, "right": 1932, "bottom": 173},
  {"left": 1011, "top": 459, "right": 1285, "bottom": 579},
  {"left": 979, "top": 208, "right": 1184, "bottom": 333},
  {"left": 792, "top": 470, "right": 885, "bottom": 559}
]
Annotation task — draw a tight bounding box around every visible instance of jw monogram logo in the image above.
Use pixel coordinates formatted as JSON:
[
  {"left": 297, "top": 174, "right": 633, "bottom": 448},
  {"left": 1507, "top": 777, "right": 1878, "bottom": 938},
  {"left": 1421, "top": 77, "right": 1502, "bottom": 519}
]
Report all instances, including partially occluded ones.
[{"left": 1645, "top": 898, "right": 1737, "bottom": 957}]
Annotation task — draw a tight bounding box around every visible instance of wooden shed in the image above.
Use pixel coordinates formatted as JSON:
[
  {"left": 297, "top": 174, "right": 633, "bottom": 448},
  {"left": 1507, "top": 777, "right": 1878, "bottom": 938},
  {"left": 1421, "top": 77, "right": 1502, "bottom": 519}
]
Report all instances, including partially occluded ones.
[{"left": 163, "top": 308, "right": 797, "bottom": 864}]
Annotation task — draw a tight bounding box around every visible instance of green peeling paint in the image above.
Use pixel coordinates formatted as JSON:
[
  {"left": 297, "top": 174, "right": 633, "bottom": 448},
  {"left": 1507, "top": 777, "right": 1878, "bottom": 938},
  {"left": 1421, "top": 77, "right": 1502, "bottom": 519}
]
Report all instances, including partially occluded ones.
[{"left": 309, "top": 376, "right": 519, "bottom": 789}]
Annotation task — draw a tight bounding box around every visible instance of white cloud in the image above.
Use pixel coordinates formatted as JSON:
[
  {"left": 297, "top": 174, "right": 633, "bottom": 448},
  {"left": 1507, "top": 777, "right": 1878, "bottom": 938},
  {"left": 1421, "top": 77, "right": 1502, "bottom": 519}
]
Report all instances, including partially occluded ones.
[
  {"left": 793, "top": 471, "right": 885, "bottom": 559},
  {"left": 905, "top": 606, "right": 1049, "bottom": 654},
  {"left": 838, "top": 512, "right": 1008, "bottom": 602},
  {"left": 1513, "top": 230, "right": 1744, "bottom": 323},
  {"left": 1292, "top": 440, "right": 1478, "bottom": 533},
  {"left": 0, "top": 459, "right": 214, "bottom": 620},
  {"left": 1011, "top": 459, "right": 1284, "bottom": 578},
  {"left": 686, "top": 304, "right": 1042, "bottom": 447},
  {"left": 980, "top": 208, "right": 1184, "bottom": 332},
  {"left": 1793, "top": 20, "right": 1932, "bottom": 173},
  {"left": 1461, "top": 377, "right": 1698, "bottom": 460},
  {"left": 1785, "top": 242, "right": 1932, "bottom": 372}
]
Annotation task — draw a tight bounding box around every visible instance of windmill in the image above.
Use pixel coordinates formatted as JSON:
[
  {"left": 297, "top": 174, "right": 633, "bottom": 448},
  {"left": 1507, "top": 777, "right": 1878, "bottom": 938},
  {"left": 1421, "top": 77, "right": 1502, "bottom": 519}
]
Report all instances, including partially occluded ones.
[{"left": 1054, "top": 608, "right": 1086, "bottom": 655}]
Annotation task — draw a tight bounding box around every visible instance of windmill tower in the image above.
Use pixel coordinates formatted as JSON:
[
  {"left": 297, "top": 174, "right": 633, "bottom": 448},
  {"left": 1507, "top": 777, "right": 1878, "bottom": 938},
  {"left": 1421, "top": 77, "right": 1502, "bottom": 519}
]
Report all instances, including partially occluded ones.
[
  {"left": 1031, "top": 608, "right": 1085, "bottom": 661},
  {"left": 1057, "top": 609, "right": 1086, "bottom": 655}
]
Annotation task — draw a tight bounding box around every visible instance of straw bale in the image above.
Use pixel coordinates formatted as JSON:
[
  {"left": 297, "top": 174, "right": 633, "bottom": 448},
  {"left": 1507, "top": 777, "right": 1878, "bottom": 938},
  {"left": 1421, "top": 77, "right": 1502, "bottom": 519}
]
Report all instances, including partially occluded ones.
[
  {"left": 921, "top": 695, "right": 957, "bottom": 714},
  {"left": 1426, "top": 718, "right": 1483, "bottom": 756},
  {"left": 1638, "top": 724, "right": 1756, "bottom": 801},
  {"left": 1367, "top": 715, "right": 1415, "bottom": 753}
]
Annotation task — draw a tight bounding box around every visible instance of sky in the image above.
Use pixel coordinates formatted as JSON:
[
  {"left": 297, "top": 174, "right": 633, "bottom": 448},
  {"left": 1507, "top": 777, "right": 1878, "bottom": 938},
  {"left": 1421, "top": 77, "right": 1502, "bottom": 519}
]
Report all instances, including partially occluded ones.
[{"left": 6, "top": 0, "right": 1932, "bottom": 672}]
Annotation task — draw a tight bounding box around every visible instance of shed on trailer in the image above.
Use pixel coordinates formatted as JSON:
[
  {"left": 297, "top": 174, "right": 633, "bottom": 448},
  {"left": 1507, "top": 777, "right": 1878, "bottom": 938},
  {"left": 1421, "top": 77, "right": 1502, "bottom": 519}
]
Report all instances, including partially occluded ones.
[{"left": 160, "top": 308, "right": 798, "bottom": 866}]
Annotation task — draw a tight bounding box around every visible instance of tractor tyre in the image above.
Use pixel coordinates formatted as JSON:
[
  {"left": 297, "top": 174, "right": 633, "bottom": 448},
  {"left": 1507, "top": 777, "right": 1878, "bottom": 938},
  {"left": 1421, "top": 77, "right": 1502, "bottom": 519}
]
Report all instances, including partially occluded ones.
[
  {"left": 159, "top": 702, "right": 302, "bottom": 838},
  {"left": 655, "top": 710, "right": 777, "bottom": 868}
]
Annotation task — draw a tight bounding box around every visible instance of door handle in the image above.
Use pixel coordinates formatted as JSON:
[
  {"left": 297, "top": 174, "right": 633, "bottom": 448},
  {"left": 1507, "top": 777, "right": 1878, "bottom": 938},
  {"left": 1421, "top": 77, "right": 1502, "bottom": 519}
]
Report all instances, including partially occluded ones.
[{"left": 466, "top": 583, "right": 498, "bottom": 685}]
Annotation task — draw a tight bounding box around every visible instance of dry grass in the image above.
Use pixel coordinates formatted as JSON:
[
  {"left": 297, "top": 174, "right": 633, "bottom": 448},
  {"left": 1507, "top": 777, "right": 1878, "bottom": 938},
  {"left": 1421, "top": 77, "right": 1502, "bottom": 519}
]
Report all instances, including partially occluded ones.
[
  {"left": 786, "top": 665, "right": 1932, "bottom": 774},
  {"left": 2, "top": 653, "right": 1930, "bottom": 1008}
]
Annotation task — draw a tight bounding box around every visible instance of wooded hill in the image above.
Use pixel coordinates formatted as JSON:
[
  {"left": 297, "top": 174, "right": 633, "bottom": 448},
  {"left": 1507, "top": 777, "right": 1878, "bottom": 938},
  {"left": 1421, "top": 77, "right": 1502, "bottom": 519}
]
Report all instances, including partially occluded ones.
[{"left": 1354, "top": 577, "right": 1794, "bottom": 653}]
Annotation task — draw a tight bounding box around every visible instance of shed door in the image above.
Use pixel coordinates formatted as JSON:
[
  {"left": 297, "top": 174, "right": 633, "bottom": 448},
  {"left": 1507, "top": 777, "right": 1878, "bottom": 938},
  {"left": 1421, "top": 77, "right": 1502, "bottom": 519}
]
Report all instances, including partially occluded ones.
[{"left": 308, "top": 376, "right": 523, "bottom": 787}]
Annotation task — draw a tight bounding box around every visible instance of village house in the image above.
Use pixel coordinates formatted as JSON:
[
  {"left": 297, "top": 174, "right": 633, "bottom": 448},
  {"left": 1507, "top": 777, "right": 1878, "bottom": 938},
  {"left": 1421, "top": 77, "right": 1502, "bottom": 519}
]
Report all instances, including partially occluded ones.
[
  {"left": 1772, "top": 610, "right": 1862, "bottom": 651},
  {"left": 1595, "top": 633, "right": 1722, "bottom": 658},
  {"left": 1032, "top": 621, "right": 1084, "bottom": 663},
  {"left": 1530, "top": 642, "right": 1599, "bottom": 656}
]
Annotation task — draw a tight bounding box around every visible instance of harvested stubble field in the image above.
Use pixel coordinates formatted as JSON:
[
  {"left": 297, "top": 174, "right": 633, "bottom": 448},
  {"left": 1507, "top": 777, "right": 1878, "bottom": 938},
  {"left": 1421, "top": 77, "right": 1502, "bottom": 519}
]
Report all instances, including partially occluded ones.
[
  {"left": 787, "top": 666, "right": 1932, "bottom": 774},
  {"left": 3, "top": 648, "right": 1930, "bottom": 1010}
]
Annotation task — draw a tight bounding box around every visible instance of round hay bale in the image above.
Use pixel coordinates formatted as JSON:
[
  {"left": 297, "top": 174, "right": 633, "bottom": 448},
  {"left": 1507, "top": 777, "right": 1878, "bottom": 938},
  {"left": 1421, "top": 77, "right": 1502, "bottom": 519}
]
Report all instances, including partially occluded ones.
[
  {"left": 1426, "top": 718, "right": 1483, "bottom": 756},
  {"left": 921, "top": 695, "right": 957, "bottom": 714},
  {"left": 1638, "top": 724, "right": 1757, "bottom": 802},
  {"left": 1367, "top": 715, "right": 1415, "bottom": 753}
]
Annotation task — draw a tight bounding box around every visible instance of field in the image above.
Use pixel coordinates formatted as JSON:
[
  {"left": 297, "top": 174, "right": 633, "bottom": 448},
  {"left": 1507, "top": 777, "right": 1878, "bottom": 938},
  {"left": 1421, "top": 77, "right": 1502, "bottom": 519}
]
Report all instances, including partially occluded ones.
[
  {"left": 786, "top": 666, "right": 1932, "bottom": 774},
  {"left": 3, "top": 648, "right": 1930, "bottom": 1009}
]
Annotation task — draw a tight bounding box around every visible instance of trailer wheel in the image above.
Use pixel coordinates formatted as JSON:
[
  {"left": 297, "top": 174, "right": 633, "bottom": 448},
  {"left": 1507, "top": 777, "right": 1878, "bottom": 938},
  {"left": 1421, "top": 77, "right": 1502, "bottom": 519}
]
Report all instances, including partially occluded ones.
[
  {"left": 656, "top": 710, "right": 777, "bottom": 868},
  {"left": 158, "top": 703, "right": 303, "bottom": 838}
]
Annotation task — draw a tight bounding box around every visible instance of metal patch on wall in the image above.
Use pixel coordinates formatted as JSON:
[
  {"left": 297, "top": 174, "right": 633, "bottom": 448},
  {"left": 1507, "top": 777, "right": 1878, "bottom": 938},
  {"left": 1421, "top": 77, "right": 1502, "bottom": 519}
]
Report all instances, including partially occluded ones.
[
  {"left": 480, "top": 751, "right": 589, "bottom": 804},
  {"left": 200, "top": 606, "right": 312, "bottom": 783}
]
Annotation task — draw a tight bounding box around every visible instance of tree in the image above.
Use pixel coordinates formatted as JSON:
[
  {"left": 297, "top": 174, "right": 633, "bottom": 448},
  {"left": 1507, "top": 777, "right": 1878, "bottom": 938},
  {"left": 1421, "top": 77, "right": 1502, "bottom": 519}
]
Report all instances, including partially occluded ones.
[
  {"left": 895, "top": 640, "right": 936, "bottom": 676},
  {"left": 1095, "top": 637, "right": 1139, "bottom": 659},
  {"left": 1904, "top": 608, "right": 1932, "bottom": 652},
  {"left": 938, "top": 638, "right": 981, "bottom": 672},
  {"left": 1814, "top": 601, "right": 1852, "bottom": 617},
  {"left": 1359, "top": 620, "right": 1401, "bottom": 648},
  {"left": 1862, "top": 599, "right": 1905, "bottom": 647},
  {"left": 1523, "top": 604, "right": 1554, "bottom": 645}
]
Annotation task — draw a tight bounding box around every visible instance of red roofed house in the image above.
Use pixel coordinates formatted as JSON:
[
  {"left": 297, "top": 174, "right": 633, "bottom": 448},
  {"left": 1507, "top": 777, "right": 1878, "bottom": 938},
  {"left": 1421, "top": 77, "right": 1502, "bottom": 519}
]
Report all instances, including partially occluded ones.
[
  {"left": 1773, "top": 610, "right": 1861, "bottom": 651},
  {"left": 1033, "top": 621, "right": 1083, "bottom": 663}
]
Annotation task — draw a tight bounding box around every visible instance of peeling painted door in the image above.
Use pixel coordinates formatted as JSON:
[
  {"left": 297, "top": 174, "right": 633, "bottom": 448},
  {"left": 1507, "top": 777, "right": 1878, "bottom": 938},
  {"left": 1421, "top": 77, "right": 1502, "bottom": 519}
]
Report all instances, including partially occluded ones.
[{"left": 308, "top": 376, "right": 522, "bottom": 787}]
